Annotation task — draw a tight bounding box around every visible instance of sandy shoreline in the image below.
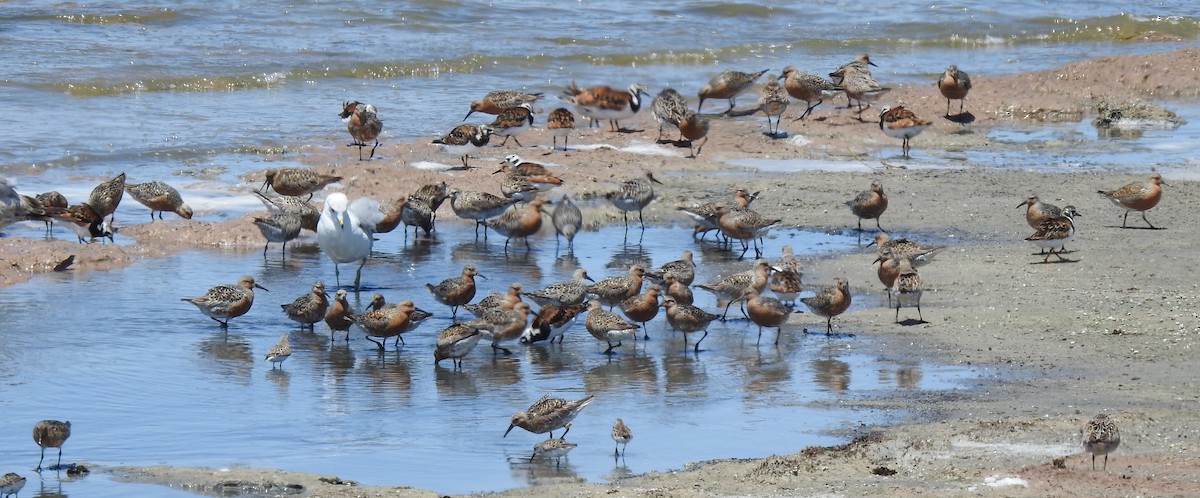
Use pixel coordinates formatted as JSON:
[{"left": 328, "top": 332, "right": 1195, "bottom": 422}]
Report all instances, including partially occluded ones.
[{"left": 7, "top": 47, "right": 1200, "bottom": 496}]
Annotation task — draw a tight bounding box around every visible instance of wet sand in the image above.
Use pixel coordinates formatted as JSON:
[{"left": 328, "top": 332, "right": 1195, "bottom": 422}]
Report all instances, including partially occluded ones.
[{"left": 9, "top": 47, "right": 1200, "bottom": 496}]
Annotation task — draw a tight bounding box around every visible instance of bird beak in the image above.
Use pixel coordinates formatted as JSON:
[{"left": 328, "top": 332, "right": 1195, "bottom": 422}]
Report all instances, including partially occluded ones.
[
  {"left": 256, "top": 284, "right": 269, "bottom": 292},
  {"left": 463, "top": 110, "right": 475, "bottom": 121},
  {"left": 503, "top": 424, "right": 515, "bottom": 437},
  {"left": 1016, "top": 201, "right": 1028, "bottom": 209},
  {"left": 865, "top": 240, "right": 876, "bottom": 248},
  {"left": 492, "top": 168, "right": 504, "bottom": 175},
  {"left": 477, "top": 273, "right": 488, "bottom": 280},
  {"left": 871, "top": 257, "right": 881, "bottom": 266},
  {"left": 585, "top": 275, "right": 596, "bottom": 283},
  {"left": 649, "top": 175, "right": 663, "bottom": 185}
]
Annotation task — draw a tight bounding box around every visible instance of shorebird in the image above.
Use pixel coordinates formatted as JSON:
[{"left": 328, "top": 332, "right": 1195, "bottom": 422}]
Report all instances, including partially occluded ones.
[
  {"left": 738, "top": 288, "right": 791, "bottom": 345},
  {"left": 587, "top": 265, "right": 646, "bottom": 309},
  {"left": 505, "top": 394, "right": 595, "bottom": 439},
  {"left": 463, "top": 302, "right": 531, "bottom": 354},
  {"left": 499, "top": 175, "right": 541, "bottom": 202},
  {"left": 563, "top": 82, "right": 648, "bottom": 132},
  {"left": 317, "top": 193, "right": 382, "bottom": 290},
  {"left": 33, "top": 420, "right": 71, "bottom": 472},
  {"left": 677, "top": 188, "right": 758, "bottom": 241},
  {"left": 426, "top": 264, "right": 483, "bottom": 318},
  {"left": 87, "top": 172, "right": 125, "bottom": 224},
  {"left": 352, "top": 297, "right": 422, "bottom": 349},
  {"left": 281, "top": 280, "right": 329, "bottom": 329},
  {"left": 586, "top": 300, "right": 640, "bottom": 354},
  {"left": 1081, "top": 414, "right": 1121, "bottom": 471},
  {"left": 875, "top": 253, "right": 901, "bottom": 308},
  {"left": 648, "top": 249, "right": 696, "bottom": 286},
  {"left": 620, "top": 284, "right": 661, "bottom": 340},
  {"left": 678, "top": 111, "right": 710, "bottom": 158},
  {"left": 546, "top": 107, "right": 576, "bottom": 150},
  {"left": 879, "top": 106, "right": 931, "bottom": 157},
  {"left": 124, "top": 180, "right": 192, "bottom": 220},
  {"left": 868, "top": 232, "right": 943, "bottom": 267},
  {"left": 829, "top": 53, "right": 880, "bottom": 110},
  {"left": 606, "top": 172, "right": 662, "bottom": 232},
  {"left": 662, "top": 299, "right": 721, "bottom": 353},
  {"left": 487, "top": 103, "right": 535, "bottom": 147},
  {"left": 253, "top": 191, "right": 319, "bottom": 232},
  {"left": 715, "top": 205, "right": 781, "bottom": 259},
  {"left": 376, "top": 196, "right": 432, "bottom": 237},
  {"left": 662, "top": 273, "right": 694, "bottom": 306},
  {"left": 253, "top": 212, "right": 302, "bottom": 256},
  {"left": 697, "top": 259, "right": 774, "bottom": 318},
  {"left": 521, "top": 302, "right": 587, "bottom": 344},
  {"left": 801, "top": 278, "right": 852, "bottom": 334},
  {"left": 769, "top": 245, "right": 803, "bottom": 305},
  {"left": 937, "top": 65, "right": 972, "bottom": 116},
  {"left": 463, "top": 282, "right": 523, "bottom": 319},
  {"left": 1, "top": 178, "right": 47, "bottom": 231},
  {"left": 757, "top": 73, "right": 790, "bottom": 137},
  {"left": 412, "top": 181, "right": 450, "bottom": 220},
  {"left": 651, "top": 88, "right": 688, "bottom": 142},
  {"left": 612, "top": 418, "right": 633, "bottom": 455},
  {"left": 524, "top": 268, "right": 594, "bottom": 306},
  {"left": 0, "top": 472, "right": 25, "bottom": 496},
  {"left": 487, "top": 198, "right": 547, "bottom": 251},
  {"left": 262, "top": 168, "right": 342, "bottom": 200},
  {"left": 324, "top": 289, "right": 354, "bottom": 341},
  {"left": 181, "top": 275, "right": 267, "bottom": 328},
  {"left": 497, "top": 155, "right": 553, "bottom": 177},
  {"left": 265, "top": 333, "right": 292, "bottom": 369},
  {"left": 698, "top": 68, "right": 769, "bottom": 113},
  {"left": 1017, "top": 195, "right": 1066, "bottom": 253},
  {"left": 50, "top": 203, "right": 114, "bottom": 244},
  {"left": 781, "top": 65, "right": 842, "bottom": 120},
  {"left": 847, "top": 180, "right": 888, "bottom": 232},
  {"left": 1097, "top": 173, "right": 1166, "bottom": 229},
  {"left": 339, "top": 100, "right": 383, "bottom": 160},
  {"left": 1026, "top": 205, "right": 1079, "bottom": 263},
  {"left": 433, "top": 123, "right": 494, "bottom": 169},
  {"left": 894, "top": 258, "right": 924, "bottom": 323},
  {"left": 448, "top": 189, "right": 518, "bottom": 239},
  {"left": 34, "top": 190, "right": 67, "bottom": 233},
  {"left": 464, "top": 89, "right": 542, "bottom": 120},
  {"left": 551, "top": 194, "right": 583, "bottom": 251},
  {"left": 530, "top": 437, "right": 578, "bottom": 466},
  {"left": 434, "top": 323, "right": 483, "bottom": 368}
]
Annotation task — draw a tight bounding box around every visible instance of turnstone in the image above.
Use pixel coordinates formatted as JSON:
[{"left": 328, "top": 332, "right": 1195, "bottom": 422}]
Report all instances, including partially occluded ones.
[{"left": 879, "top": 105, "right": 931, "bottom": 156}]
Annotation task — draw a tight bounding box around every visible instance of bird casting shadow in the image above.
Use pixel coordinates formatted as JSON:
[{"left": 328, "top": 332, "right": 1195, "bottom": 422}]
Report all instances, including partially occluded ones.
[
  {"left": 896, "top": 318, "right": 928, "bottom": 326},
  {"left": 801, "top": 328, "right": 857, "bottom": 339},
  {"left": 724, "top": 108, "right": 760, "bottom": 118},
  {"left": 1111, "top": 225, "right": 1166, "bottom": 230},
  {"left": 1030, "top": 258, "right": 1080, "bottom": 265},
  {"left": 944, "top": 111, "right": 975, "bottom": 124},
  {"left": 615, "top": 127, "right": 644, "bottom": 134}
]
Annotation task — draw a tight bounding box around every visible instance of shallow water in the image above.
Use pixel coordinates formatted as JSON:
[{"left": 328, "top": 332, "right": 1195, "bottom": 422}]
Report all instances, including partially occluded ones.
[{"left": 0, "top": 223, "right": 978, "bottom": 496}]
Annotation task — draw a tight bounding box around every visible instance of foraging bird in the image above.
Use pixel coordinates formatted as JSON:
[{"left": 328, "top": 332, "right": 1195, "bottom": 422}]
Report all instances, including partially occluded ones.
[
  {"left": 317, "top": 193, "right": 383, "bottom": 290},
  {"left": 563, "top": 82, "right": 648, "bottom": 132},
  {"left": 587, "top": 299, "right": 641, "bottom": 354},
  {"left": 340, "top": 101, "right": 383, "bottom": 161},
  {"left": 426, "top": 264, "right": 483, "bottom": 318},
  {"left": 781, "top": 65, "right": 842, "bottom": 120},
  {"left": 87, "top": 172, "right": 125, "bottom": 225},
  {"left": 464, "top": 89, "right": 542, "bottom": 120},
  {"left": 433, "top": 123, "right": 494, "bottom": 169},
  {"left": 661, "top": 299, "right": 721, "bottom": 353},
  {"left": 448, "top": 189, "right": 518, "bottom": 239},
  {"left": 1026, "top": 205, "right": 1079, "bottom": 263},
  {"left": 677, "top": 111, "right": 711, "bottom": 158},
  {"left": 265, "top": 333, "right": 292, "bottom": 369},
  {"left": 530, "top": 437, "right": 577, "bottom": 466},
  {"left": 253, "top": 212, "right": 303, "bottom": 256},
  {"left": 505, "top": 394, "right": 595, "bottom": 439},
  {"left": 757, "top": 73, "right": 790, "bottom": 137},
  {"left": 650, "top": 88, "right": 688, "bottom": 142},
  {"left": 124, "top": 180, "right": 193, "bottom": 220},
  {"left": 1097, "top": 173, "right": 1166, "bottom": 229},
  {"left": 488, "top": 103, "right": 535, "bottom": 147},
  {"left": 521, "top": 302, "right": 587, "bottom": 344},
  {"left": 33, "top": 420, "right": 71, "bottom": 472},
  {"left": 261, "top": 168, "right": 342, "bottom": 200},
  {"left": 181, "top": 275, "right": 267, "bottom": 328},
  {"left": 546, "top": 107, "right": 576, "bottom": 151},
  {"left": 1081, "top": 414, "right": 1121, "bottom": 471},
  {"left": 49, "top": 203, "right": 114, "bottom": 244},
  {"left": 605, "top": 172, "right": 662, "bottom": 231},
  {"left": 434, "top": 323, "right": 483, "bottom": 368},
  {"left": 612, "top": 418, "right": 633, "bottom": 455},
  {"left": 253, "top": 190, "right": 319, "bottom": 232},
  {"left": 847, "top": 180, "right": 888, "bottom": 232},
  {"left": 801, "top": 278, "right": 852, "bottom": 334},
  {"left": 281, "top": 280, "right": 329, "bottom": 329},
  {"left": 0, "top": 472, "right": 25, "bottom": 496},
  {"left": 698, "top": 68, "right": 769, "bottom": 113},
  {"left": 936, "top": 65, "right": 972, "bottom": 116},
  {"left": 878, "top": 106, "right": 931, "bottom": 157}
]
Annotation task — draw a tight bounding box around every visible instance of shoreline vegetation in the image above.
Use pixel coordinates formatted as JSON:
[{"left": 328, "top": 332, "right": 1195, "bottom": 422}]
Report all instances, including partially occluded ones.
[{"left": 8, "top": 47, "right": 1200, "bottom": 496}]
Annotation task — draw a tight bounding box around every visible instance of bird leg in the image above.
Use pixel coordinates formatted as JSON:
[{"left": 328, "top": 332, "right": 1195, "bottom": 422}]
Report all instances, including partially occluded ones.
[{"left": 693, "top": 330, "right": 708, "bottom": 353}]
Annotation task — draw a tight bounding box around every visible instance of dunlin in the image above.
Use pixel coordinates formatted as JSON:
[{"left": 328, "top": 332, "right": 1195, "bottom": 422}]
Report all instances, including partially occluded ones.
[
  {"left": 262, "top": 167, "right": 342, "bottom": 200},
  {"left": 586, "top": 265, "right": 646, "bottom": 309},
  {"left": 324, "top": 289, "right": 354, "bottom": 341},
  {"left": 339, "top": 100, "right": 383, "bottom": 160},
  {"left": 181, "top": 275, "right": 267, "bottom": 328},
  {"left": 464, "top": 89, "right": 542, "bottom": 120},
  {"left": 879, "top": 106, "right": 931, "bottom": 157},
  {"left": 1097, "top": 173, "right": 1166, "bottom": 229},
  {"left": 434, "top": 323, "right": 483, "bottom": 368},
  {"left": 317, "top": 193, "right": 382, "bottom": 290},
  {"left": 265, "top": 333, "right": 292, "bottom": 369},
  {"left": 563, "top": 82, "right": 647, "bottom": 132},
  {"left": 463, "top": 302, "right": 531, "bottom": 354},
  {"left": 715, "top": 205, "right": 781, "bottom": 259},
  {"left": 651, "top": 88, "right": 688, "bottom": 142},
  {"left": 489, "top": 103, "right": 535, "bottom": 147},
  {"left": 505, "top": 393, "right": 595, "bottom": 439},
  {"left": 738, "top": 288, "right": 791, "bottom": 345},
  {"left": 524, "top": 268, "right": 594, "bottom": 306},
  {"left": 605, "top": 172, "right": 662, "bottom": 231},
  {"left": 677, "top": 111, "right": 710, "bottom": 158},
  {"left": 433, "top": 123, "right": 494, "bottom": 169},
  {"left": 253, "top": 191, "right": 319, "bottom": 232},
  {"left": 611, "top": 418, "right": 633, "bottom": 455},
  {"left": 125, "top": 180, "right": 192, "bottom": 220},
  {"left": 253, "top": 212, "right": 302, "bottom": 256},
  {"left": 426, "top": 264, "right": 483, "bottom": 318},
  {"left": 530, "top": 437, "right": 578, "bottom": 466},
  {"left": 662, "top": 299, "right": 721, "bottom": 353},
  {"left": 647, "top": 249, "right": 696, "bottom": 286},
  {"left": 801, "top": 278, "right": 852, "bottom": 334},
  {"left": 0, "top": 472, "right": 25, "bottom": 496},
  {"left": 546, "top": 107, "right": 576, "bottom": 150},
  {"left": 1026, "top": 205, "right": 1079, "bottom": 263},
  {"left": 893, "top": 259, "right": 924, "bottom": 323},
  {"left": 698, "top": 68, "right": 769, "bottom": 113},
  {"left": 781, "top": 65, "right": 842, "bottom": 120},
  {"left": 1081, "top": 414, "right": 1120, "bottom": 471},
  {"left": 847, "top": 180, "right": 888, "bottom": 232},
  {"left": 87, "top": 172, "right": 125, "bottom": 224},
  {"left": 586, "top": 300, "right": 640, "bottom": 354},
  {"left": 281, "top": 280, "right": 329, "bottom": 329},
  {"left": 757, "top": 73, "right": 790, "bottom": 137},
  {"left": 769, "top": 245, "right": 803, "bottom": 305},
  {"left": 551, "top": 194, "right": 583, "bottom": 251},
  {"left": 33, "top": 419, "right": 71, "bottom": 472},
  {"left": 619, "top": 283, "right": 661, "bottom": 340},
  {"left": 937, "top": 65, "right": 972, "bottom": 116},
  {"left": 448, "top": 189, "right": 518, "bottom": 239},
  {"left": 521, "top": 302, "right": 587, "bottom": 344}
]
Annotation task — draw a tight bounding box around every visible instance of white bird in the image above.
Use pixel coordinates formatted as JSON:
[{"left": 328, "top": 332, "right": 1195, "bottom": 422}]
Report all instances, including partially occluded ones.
[{"left": 317, "top": 193, "right": 383, "bottom": 291}]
